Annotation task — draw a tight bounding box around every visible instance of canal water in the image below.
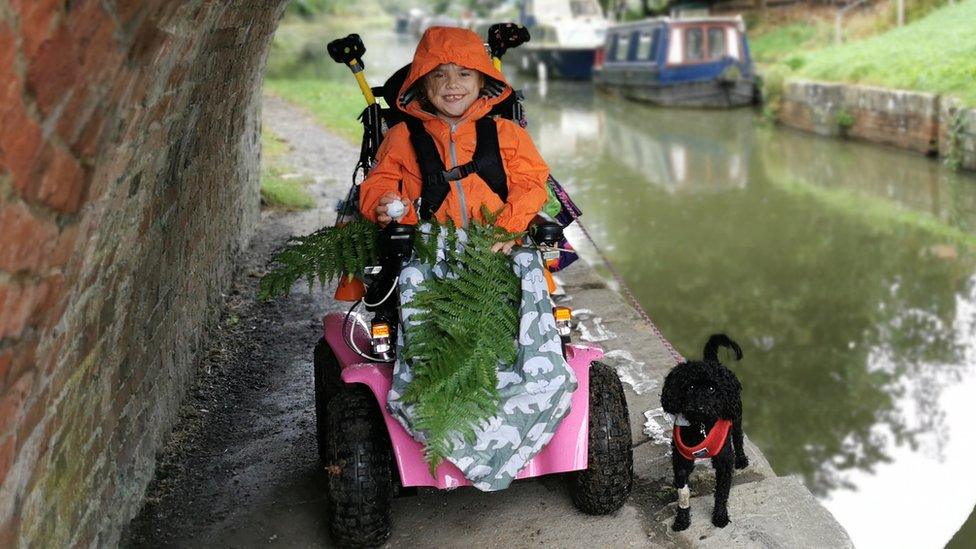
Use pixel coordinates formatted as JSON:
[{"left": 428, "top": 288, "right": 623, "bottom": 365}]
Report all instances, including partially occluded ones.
[
  {"left": 272, "top": 25, "right": 976, "bottom": 548},
  {"left": 519, "top": 79, "right": 976, "bottom": 548}
]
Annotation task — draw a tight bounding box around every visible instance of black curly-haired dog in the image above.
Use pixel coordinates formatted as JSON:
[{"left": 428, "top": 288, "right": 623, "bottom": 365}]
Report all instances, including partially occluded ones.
[{"left": 661, "top": 334, "right": 748, "bottom": 531}]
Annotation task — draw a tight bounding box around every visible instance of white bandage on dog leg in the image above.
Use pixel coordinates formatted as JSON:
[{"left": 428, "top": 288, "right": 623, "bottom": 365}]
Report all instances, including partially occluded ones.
[{"left": 678, "top": 485, "right": 691, "bottom": 509}]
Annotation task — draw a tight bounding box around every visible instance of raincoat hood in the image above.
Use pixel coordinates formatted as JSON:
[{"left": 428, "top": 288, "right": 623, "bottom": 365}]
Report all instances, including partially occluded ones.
[{"left": 397, "top": 26, "right": 512, "bottom": 121}]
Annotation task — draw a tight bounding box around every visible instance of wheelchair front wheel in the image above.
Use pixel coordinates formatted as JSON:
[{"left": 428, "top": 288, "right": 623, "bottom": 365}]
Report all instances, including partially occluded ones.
[{"left": 567, "top": 361, "right": 633, "bottom": 515}]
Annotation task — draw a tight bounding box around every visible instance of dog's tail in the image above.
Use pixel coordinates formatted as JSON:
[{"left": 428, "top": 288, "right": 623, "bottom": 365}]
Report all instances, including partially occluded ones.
[{"left": 703, "top": 334, "right": 743, "bottom": 363}]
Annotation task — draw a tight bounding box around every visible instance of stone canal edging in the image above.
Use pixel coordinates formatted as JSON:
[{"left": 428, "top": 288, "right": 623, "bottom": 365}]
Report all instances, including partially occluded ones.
[{"left": 777, "top": 79, "right": 976, "bottom": 171}]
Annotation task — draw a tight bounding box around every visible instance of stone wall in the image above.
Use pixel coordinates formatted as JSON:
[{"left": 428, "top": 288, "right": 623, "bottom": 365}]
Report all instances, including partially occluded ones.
[
  {"left": 0, "top": 1, "right": 287, "bottom": 545},
  {"left": 779, "top": 80, "right": 941, "bottom": 155}
]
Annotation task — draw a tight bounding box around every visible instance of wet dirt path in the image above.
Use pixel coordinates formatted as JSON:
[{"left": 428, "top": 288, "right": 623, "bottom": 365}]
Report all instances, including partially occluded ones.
[{"left": 123, "top": 95, "right": 351, "bottom": 547}]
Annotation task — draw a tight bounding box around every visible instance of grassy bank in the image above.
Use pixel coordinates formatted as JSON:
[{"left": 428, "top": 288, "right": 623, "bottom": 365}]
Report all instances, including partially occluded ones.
[
  {"left": 748, "top": 0, "right": 947, "bottom": 65},
  {"left": 260, "top": 128, "right": 315, "bottom": 210},
  {"left": 265, "top": 79, "right": 364, "bottom": 143},
  {"left": 794, "top": 0, "right": 976, "bottom": 104},
  {"left": 265, "top": 8, "right": 392, "bottom": 143},
  {"left": 759, "top": 0, "right": 976, "bottom": 105}
]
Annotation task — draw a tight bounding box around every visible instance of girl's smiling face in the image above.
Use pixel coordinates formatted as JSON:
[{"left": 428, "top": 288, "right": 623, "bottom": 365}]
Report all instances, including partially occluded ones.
[{"left": 423, "top": 63, "right": 484, "bottom": 123}]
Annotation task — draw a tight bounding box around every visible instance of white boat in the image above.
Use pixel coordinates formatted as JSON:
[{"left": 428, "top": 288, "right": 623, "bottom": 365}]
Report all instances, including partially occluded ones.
[{"left": 508, "top": 0, "right": 610, "bottom": 80}]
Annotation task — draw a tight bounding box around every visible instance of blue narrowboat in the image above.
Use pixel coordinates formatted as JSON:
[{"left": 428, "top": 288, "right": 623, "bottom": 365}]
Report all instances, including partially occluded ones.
[{"left": 593, "top": 17, "right": 757, "bottom": 108}]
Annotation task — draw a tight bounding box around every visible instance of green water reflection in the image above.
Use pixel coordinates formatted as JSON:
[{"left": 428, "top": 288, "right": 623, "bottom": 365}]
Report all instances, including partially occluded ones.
[{"left": 521, "top": 81, "right": 976, "bottom": 499}]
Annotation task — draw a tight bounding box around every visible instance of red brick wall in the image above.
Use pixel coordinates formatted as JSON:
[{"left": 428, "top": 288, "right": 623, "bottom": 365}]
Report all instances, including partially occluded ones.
[{"left": 0, "top": 1, "right": 287, "bottom": 545}]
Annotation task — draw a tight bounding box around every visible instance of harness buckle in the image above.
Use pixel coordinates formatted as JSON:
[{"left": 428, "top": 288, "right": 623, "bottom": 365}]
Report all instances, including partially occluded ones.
[{"left": 443, "top": 159, "right": 480, "bottom": 181}]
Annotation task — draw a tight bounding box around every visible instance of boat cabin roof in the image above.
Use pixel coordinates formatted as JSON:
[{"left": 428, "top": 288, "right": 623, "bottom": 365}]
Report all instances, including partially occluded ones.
[
  {"left": 523, "top": 0, "right": 605, "bottom": 20},
  {"left": 607, "top": 15, "right": 745, "bottom": 32}
]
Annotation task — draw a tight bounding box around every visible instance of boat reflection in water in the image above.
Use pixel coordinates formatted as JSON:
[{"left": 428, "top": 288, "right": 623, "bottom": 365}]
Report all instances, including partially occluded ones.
[
  {"left": 533, "top": 108, "right": 603, "bottom": 157},
  {"left": 598, "top": 104, "right": 749, "bottom": 192}
]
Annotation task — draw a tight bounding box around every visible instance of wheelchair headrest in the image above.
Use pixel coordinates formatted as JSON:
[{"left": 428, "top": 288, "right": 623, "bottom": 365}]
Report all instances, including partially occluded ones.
[{"left": 382, "top": 64, "right": 412, "bottom": 109}]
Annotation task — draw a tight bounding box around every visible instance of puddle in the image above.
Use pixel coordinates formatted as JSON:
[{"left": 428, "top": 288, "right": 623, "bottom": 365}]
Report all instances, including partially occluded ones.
[
  {"left": 642, "top": 407, "right": 672, "bottom": 445},
  {"left": 603, "top": 349, "right": 657, "bottom": 394}
]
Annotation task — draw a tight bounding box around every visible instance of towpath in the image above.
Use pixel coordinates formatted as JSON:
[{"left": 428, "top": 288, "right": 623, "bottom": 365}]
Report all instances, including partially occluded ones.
[{"left": 123, "top": 96, "right": 851, "bottom": 548}]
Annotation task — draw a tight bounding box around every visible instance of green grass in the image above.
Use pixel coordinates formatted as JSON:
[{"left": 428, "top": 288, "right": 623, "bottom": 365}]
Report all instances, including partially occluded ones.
[
  {"left": 261, "top": 167, "right": 316, "bottom": 210},
  {"left": 790, "top": 0, "right": 976, "bottom": 104},
  {"left": 260, "top": 127, "right": 315, "bottom": 210},
  {"left": 265, "top": 79, "right": 366, "bottom": 143},
  {"left": 750, "top": 23, "right": 819, "bottom": 65},
  {"left": 262, "top": 127, "right": 289, "bottom": 159}
]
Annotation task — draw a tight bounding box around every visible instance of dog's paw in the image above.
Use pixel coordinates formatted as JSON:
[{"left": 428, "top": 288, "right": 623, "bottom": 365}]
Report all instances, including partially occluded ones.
[
  {"left": 672, "top": 516, "right": 690, "bottom": 531},
  {"left": 712, "top": 509, "right": 730, "bottom": 528},
  {"left": 672, "top": 508, "right": 691, "bottom": 531},
  {"left": 735, "top": 455, "right": 750, "bottom": 469}
]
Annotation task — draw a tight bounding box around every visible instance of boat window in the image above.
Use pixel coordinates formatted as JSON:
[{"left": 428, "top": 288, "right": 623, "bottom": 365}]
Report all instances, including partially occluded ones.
[
  {"left": 708, "top": 27, "right": 727, "bottom": 58},
  {"left": 725, "top": 28, "right": 742, "bottom": 60},
  {"left": 614, "top": 33, "right": 631, "bottom": 61},
  {"left": 636, "top": 29, "right": 659, "bottom": 61},
  {"left": 684, "top": 28, "right": 704, "bottom": 62},
  {"left": 667, "top": 28, "right": 682, "bottom": 64}
]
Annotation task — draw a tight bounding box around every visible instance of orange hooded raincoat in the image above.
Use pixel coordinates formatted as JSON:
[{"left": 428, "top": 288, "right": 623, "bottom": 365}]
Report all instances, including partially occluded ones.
[{"left": 358, "top": 27, "right": 549, "bottom": 234}]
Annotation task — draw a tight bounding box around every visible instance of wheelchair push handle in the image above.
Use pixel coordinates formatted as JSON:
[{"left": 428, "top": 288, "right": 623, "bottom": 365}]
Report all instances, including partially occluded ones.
[
  {"left": 327, "top": 34, "right": 367, "bottom": 69},
  {"left": 327, "top": 34, "right": 375, "bottom": 105},
  {"left": 487, "top": 23, "right": 530, "bottom": 59}
]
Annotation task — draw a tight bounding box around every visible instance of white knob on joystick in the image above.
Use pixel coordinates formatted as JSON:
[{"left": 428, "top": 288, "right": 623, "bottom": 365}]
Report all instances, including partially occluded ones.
[{"left": 386, "top": 199, "right": 406, "bottom": 219}]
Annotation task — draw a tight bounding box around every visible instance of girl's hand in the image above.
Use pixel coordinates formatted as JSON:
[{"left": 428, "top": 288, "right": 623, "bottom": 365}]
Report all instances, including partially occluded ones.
[
  {"left": 375, "top": 192, "right": 409, "bottom": 226},
  {"left": 491, "top": 239, "right": 516, "bottom": 254}
]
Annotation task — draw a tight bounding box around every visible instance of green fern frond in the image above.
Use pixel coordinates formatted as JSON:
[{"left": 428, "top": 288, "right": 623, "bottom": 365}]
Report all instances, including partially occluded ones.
[
  {"left": 260, "top": 215, "right": 527, "bottom": 471},
  {"left": 258, "top": 219, "right": 380, "bottom": 301},
  {"left": 400, "top": 218, "right": 525, "bottom": 469}
]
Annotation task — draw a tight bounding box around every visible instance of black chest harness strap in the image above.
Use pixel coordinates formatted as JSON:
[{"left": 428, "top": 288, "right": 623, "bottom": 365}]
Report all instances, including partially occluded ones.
[{"left": 403, "top": 116, "right": 508, "bottom": 221}]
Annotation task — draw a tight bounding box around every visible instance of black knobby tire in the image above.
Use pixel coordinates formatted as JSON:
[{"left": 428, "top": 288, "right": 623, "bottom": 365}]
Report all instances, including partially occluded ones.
[
  {"left": 568, "top": 361, "right": 634, "bottom": 515},
  {"left": 314, "top": 337, "right": 343, "bottom": 461},
  {"left": 325, "top": 384, "right": 393, "bottom": 547}
]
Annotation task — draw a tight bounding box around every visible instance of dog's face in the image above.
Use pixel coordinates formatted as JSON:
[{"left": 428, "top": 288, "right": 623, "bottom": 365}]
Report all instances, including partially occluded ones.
[{"left": 661, "top": 360, "right": 742, "bottom": 422}]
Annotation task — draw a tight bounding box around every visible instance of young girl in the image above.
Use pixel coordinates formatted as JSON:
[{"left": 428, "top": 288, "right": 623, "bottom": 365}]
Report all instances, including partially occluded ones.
[
  {"left": 358, "top": 26, "right": 549, "bottom": 248},
  {"left": 358, "top": 27, "right": 576, "bottom": 492}
]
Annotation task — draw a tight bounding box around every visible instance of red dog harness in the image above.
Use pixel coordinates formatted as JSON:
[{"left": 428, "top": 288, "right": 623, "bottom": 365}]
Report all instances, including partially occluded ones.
[{"left": 673, "top": 419, "right": 732, "bottom": 460}]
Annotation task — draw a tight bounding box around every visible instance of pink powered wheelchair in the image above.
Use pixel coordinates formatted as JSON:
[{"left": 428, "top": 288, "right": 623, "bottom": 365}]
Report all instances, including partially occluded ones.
[{"left": 315, "top": 27, "right": 633, "bottom": 547}]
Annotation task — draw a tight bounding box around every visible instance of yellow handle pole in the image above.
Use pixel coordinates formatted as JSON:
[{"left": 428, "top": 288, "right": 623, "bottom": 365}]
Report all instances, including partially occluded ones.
[
  {"left": 348, "top": 59, "right": 376, "bottom": 105},
  {"left": 492, "top": 57, "right": 502, "bottom": 71}
]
